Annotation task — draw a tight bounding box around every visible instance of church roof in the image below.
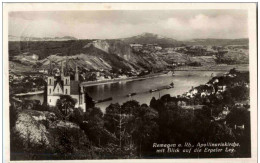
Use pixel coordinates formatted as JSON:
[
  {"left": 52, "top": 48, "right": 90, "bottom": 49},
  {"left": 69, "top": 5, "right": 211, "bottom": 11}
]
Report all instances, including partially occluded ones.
[
  {"left": 70, "top": 80, "right": 80, "bottom": 95},
  {"left": 54, "top": 77, "right": 64, "bottom": 90}
]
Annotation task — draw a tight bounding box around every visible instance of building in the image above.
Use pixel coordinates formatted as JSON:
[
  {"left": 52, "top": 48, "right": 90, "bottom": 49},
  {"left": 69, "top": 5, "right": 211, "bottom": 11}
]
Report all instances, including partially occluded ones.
[
  {"left": 47, "top": 61, "right": 86, "bottom": 112},
  {"left": 130, "top": 44, "right": 143, "bottom": 51},
  {"left": 217, "top": 85, "right": 227, "bottom": 92}
]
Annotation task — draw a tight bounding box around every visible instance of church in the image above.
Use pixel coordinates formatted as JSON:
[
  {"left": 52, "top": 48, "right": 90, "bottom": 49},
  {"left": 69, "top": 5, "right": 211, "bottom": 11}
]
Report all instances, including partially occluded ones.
[{"left": 47, "top": 61, "right": 86, "bottom": 112}]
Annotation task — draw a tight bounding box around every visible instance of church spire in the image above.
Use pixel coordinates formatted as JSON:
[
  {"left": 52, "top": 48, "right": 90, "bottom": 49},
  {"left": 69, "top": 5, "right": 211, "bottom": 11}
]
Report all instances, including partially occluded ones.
[
  {"left": 61, "top": 61, "right": 64, "bottom": 78},
  {"left": 75, "top": 66, "right": 79, "bottom": 81},
  {"left": 65, "top": 56, "right": 68, "bottom": 76},
  {"left": 49, "top": 59, "right": 52, "bottom": 75}
]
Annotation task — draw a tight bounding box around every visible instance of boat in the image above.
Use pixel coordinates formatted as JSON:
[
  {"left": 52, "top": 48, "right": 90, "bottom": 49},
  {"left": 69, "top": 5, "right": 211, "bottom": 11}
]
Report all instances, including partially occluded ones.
[
  {"left": 127, "top": 93, "right": 137, "bottom": 97},
  {"left": 167, "top": 71, "right": 175, "bottom": 76},
  {"left": 150, "top": 89, "right": 158, "bottom": 93},
  {"left": 172, "top": 70, "right": 175, "bottom": 76},
  {"left": 95, "top": 97, "right": 113, "bottom": 103},
  {"left": 165, "top": 82, "right": 174, "bottom": 89}
]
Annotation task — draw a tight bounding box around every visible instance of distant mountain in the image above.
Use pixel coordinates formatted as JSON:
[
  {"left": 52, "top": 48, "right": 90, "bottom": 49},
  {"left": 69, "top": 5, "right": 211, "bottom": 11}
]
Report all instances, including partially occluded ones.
[
  {"left": 8, "top": 35, "right": 78, "bottom": 42},
  {"left": 183, "top": 38, "right": 249, "bottom": 46},
  {"left": 121, "top": 33, "right": 180, "bottom": 47},
  {"left": 8, "top": 33, "right": 249, "bottom": 73},
  {"left": 121, "top": 33, "right": 248, "bottom": 47}
]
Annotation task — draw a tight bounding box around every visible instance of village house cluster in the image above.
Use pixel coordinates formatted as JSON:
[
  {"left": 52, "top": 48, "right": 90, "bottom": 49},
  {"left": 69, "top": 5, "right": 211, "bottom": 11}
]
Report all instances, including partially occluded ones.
[{"left": 176, "top": 69, "right": 249, "bottom": 130}]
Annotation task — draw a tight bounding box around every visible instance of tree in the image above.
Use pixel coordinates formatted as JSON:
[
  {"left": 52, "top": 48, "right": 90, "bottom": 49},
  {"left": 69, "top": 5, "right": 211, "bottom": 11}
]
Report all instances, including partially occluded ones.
[
  {"left": 230, "top": 86, "right": 249, "bottom": 101},
  {"left": 81, "top": 107, "right": 105, "bottom": 146},
  {"left": 150, "top": 97, "right": 157, "bottom": 109},
  {"left": 85, "top": 93, "right": 95, "bottom": 109},
  {"left": 104, "top": 103, "right": 121, "bottom": 134},
  {"left": 121, "top": 100, "right": 140, "bottom": 115},
  {"left": 132, "top": 104, "right": 159, "bottom": 157},
  {"left": 56, "top": 95, "right": 76, "bottom": 117},
  {"left": 69, "top": 107, "right": 84, "bottom": 124}
]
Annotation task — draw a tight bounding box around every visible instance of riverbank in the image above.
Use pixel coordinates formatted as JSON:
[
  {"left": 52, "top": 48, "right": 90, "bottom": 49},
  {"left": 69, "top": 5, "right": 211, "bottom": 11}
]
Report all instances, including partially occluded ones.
[
  {"left": 14, "top": 90, "right": 44, "bottom": 97},
  {"left": 175, "top": 64, "right": 249, "bottom": 72},
  {"left": 81, "top": 64, "right": 248, "bottom": 87},
  {"left": 80, "top": 71, "right": 167, "bottom": 87}
]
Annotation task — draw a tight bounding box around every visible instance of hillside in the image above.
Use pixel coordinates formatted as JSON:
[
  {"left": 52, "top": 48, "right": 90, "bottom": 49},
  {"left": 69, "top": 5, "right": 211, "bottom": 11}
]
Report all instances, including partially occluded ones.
[
  {"left": 215, "top": 50, "right": 249, "bottom": 64},
  {"left": 121, "top": 33, "right": 180, "bottom": 47},
  {"left": 8, "top": 33, "right": 249, "bottom": 74},
  {"left": 9, "top": 35, "right": 78, "bottom": 42},
  {"left": 121, "top": 33, "right": 249, "bottom": 47},
  {"left": 184, "top": 38, "right": 249, "bottom": 46}
]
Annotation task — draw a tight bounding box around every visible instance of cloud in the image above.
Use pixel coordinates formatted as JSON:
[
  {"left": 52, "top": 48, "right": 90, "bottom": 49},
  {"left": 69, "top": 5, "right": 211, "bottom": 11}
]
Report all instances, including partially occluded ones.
[{"left": 9, "top": 10, "right": 248, "bottom": 40}]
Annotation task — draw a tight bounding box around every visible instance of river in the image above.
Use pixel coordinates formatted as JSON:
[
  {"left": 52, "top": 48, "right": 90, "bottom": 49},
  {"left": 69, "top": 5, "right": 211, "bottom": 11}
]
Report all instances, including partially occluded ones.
[
  {"left": 85, "top": 71, "right": 225, "bottom": 112},
  {"left": 17, "top": 71, "right": 225, "bottom": 112}
]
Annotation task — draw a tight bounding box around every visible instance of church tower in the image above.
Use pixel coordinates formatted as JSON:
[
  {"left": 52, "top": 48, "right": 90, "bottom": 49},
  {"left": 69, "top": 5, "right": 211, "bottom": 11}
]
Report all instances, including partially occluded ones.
[
  {"left": 63, "top": 59, "right": 70, "bottom": 95},
  {"left": 63, "top": 75, "right": 70, "bottom": 95},
  {"left": 47, "top": 75, "right": 55, "bottom": 105},
  {"left": 75, "top": 66, "right": 79, "bottom": 81},
  {"left": 61, "top": 61, "right": 64, "bottom": 79}
]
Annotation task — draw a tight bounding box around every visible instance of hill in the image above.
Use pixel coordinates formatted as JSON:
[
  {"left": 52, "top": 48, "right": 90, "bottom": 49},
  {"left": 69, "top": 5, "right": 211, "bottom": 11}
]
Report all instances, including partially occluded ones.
[
  {"left": 8, "top": 33, "right": 249, "bottom": 74},
  {"left": 121, "top": 33, "right": 181, "bottom": 47},
  {"left": 9, "top": 35, "right": 78, "bottom": 42},
  {"left": 184, "top": 38, "right": 249, "bottom": 46},
  {"left": 9, "top": 39, "right": 174, "bottom": 72}
]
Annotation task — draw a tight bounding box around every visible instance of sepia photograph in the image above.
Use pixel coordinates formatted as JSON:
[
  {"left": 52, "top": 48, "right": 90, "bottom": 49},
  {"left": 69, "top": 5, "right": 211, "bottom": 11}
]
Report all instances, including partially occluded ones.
[{"left": 3, "top": 2, "right": 257, "bottom": 162}]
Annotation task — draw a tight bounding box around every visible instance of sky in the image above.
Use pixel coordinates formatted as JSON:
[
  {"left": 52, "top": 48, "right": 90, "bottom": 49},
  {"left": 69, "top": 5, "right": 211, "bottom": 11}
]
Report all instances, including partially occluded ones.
[{"left": 9, "top": 10, "right": 248, "bottom": 40}]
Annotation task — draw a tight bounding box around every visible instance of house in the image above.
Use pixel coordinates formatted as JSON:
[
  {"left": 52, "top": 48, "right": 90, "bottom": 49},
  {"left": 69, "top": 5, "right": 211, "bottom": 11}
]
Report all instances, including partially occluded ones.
[
  {"left": 215, "top": 106, "right": 230, "bottom": 120},
  {"left": 228, "top": 74, "right": 236, "bottom": 78},
  {"left": 213, "top": 79, "right": 219, "bottom": 84},
  {"left": 182, "top": 105, "right": 204, "bottom": 110},
  {"left": 235, "top": 124, "right": 245, "bottom": 130},
  {"left": 47, "top": 62, "right": 86, "bottom": 112},
  {"left": 155, "top": 46, "right": 162, "bottom": 50},
  {"left": 130, "top": 44, "right": 143, "bottom": 51},
  {"left": 222, "top": 106, "right": 230, "bottom": 115},
  {"left": 186, "top": 92, "right": 193, "bottom": 98},
  {"left": 191, "top": 88, "right": 198, "bottom": 95},
  {"left": 201, "top": 92, "right": 207, "bottom": 97},
  {"left": 177, "top": 100, "right": 187, "bottom": 106},
  {"left": 39, "top": 69, "right": 48, "bottom": 74},
  {"left": 217, "top": 85, "right": 227, "bottom": 92}
]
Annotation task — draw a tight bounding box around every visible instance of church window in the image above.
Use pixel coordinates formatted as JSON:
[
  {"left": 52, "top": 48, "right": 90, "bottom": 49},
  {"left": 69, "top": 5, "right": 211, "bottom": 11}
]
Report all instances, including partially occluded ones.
[
  {"left": 49, "top": 79, "right": 51, "bottom": 85},
  {"left": 65, "top": 89, "right": 68, "bottom": 94},
  {"left": 49, "top": 88, "right": 51, "bottom": 94},
  {"left": 79, "top": 95, "right": 82, "bottom": 104}
]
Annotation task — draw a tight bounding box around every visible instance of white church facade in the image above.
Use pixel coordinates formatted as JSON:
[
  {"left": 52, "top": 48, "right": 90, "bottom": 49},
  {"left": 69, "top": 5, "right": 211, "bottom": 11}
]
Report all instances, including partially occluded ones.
[{"left": 47, "top": 62, "right": 86, "bottom": 112}]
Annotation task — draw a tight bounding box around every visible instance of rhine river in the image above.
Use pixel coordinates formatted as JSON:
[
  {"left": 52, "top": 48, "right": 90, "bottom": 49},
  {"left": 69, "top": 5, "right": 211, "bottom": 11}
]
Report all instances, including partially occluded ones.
[
  {"left": 18, "top": 70, "right": 226, "bottom": 112},
  {"left": 85, "top": 71, "right": 225, "bottom": 112}
]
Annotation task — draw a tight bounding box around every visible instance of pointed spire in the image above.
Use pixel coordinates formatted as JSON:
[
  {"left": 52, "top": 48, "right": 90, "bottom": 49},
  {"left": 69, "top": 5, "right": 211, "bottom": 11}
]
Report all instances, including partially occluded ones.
[
  {"left": 75, "top": 66, "right": 79, "bottom": 81},
  {"left": 65, "top": 56, "right": 68, "bottom": 76},
  {"left": 61, "top": 60, "right": 64, "bottom": 78},
  {"left": 61, "top": 61, "right": 64, "bottom": 74},
  {"left": 49, "top": 59, "right": 52, "bottom": 75}
]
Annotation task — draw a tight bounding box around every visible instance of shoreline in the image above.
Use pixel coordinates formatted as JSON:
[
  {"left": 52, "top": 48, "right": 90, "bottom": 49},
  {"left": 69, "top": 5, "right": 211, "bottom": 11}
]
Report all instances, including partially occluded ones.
[
  {"left": 80, "top": 64, "right": 249, "bottom": 87},
  {"left": 80, "top": 72, "right": 167, "bottom": 87},
  {"left": 175, "top": 64, "right": 249, "bottom": 72}
]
